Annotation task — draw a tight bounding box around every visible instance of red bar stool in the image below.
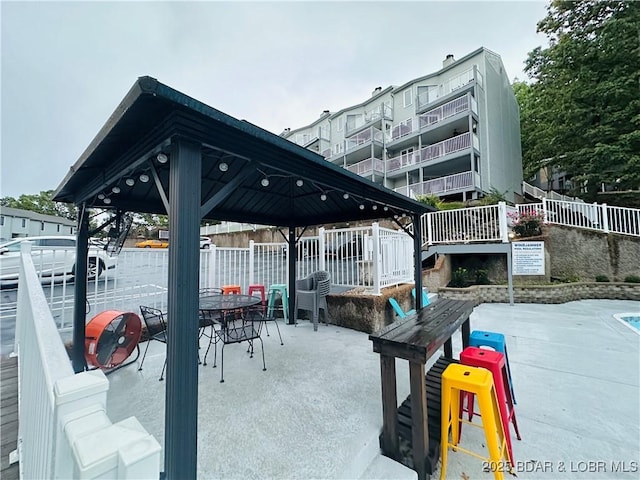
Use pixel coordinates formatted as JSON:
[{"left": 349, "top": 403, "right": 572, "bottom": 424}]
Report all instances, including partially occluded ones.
[
  {"left": 459, "top": 346, "right": 521, "bottom": 465},
  {"left": 247, "top": 284, "right": 266, "bottom": 304},
  {"left": 222, "top": 285, "right": 241, "bottom": 295}
]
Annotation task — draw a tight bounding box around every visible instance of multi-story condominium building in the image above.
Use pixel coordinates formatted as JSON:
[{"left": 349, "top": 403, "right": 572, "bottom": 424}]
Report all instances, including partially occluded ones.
[{"left": 282, "top": 48, "right": 523, "bottom": 203}]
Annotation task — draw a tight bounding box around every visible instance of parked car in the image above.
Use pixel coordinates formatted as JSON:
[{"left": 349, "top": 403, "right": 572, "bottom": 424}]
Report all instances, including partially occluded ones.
[
  {"left": 135, "top": 239, "right": 169, "bottom": 248},
  {"left": 326, "top": 235, "right": 364, "bottom": 259},
  {"left": 0, "top": 236, "right": 117, "bottom": 287},
  {"left": 200, "top": 237, "right": 212, "bottom": 249}
]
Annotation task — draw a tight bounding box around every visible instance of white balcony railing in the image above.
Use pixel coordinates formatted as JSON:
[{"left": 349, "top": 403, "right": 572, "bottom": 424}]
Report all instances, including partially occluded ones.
[
  {"left": 345, "top": 126, "right": 386, "bottom": 152},
  {"left": 14, "top": 242, "right": 160, "bottom": 479},
  {"left": 390, "top": 118, "right": 415, "bottom": 141},
  {"left": 390, "top": 95, "right": 476, "bottom": 142},
  {"left": 387, "top": 133, "right": 472, "bottom": 174},
  {"left": 394, "top": 171, "right": 479, "bottom": 197},
  {"left": 365, "top": 103, "right": 393, "bottom": 123},
  {"left": 418, "top": 95, "right": 472, "bottom": 129},
  {"left": 416, "top": 68, "right": 476, "bottom": 110},
  {"left": 347, "top": 157, "right": 385, "bottom": 177}
]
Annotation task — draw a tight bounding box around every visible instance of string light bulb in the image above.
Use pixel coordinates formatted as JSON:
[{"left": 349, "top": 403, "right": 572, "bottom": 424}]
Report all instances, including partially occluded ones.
[
  {"left": 125, "top": 178, "right": 135, "bottom": 187},
  {"left": 139, "top": 174, "right": 150, "bottom": 183},
  {"left": 156, "top": 153, "right": 168, "bottom": 164},
  {"left": 219, "top": 162, "right": 228, "bottom": 172}
]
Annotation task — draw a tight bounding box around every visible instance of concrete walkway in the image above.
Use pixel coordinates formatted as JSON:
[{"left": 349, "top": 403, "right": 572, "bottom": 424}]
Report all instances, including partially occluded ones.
[{"left": 106, "top": 299, "right": 639, "bottom": 479}]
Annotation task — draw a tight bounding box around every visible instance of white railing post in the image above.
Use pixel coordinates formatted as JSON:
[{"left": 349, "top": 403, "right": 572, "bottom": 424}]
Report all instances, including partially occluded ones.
[
  {"left": 541, "top": 197, "right": 549, "bottom": 224},
  {"left": 248, "top": 240, "right": 255, "bottom": 285},
  {"left": 208, "top": 244, "right": 216, "bottom": 288},
  {"left": 318, "top": 227, "right": 326, "bottom": 272},
  {"left": 498, "top": 202, "right": 509, "bottom": 243},
  {"left": 371, "top": 222, "right": 381, "bottom": 295},
  {"left": 601, "top": 203, "right": 610, "bottom": 233},
  {"left": 53, "top": 370, "right": 109, "bottom": 478},
  {"left": 426, "top": 212, "right": 434, "bottom": 246}
]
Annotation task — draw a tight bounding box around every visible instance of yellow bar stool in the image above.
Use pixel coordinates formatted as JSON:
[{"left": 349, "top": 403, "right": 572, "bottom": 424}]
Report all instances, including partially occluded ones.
[{"left": 440, "top": 363, "right": 511, "bottom": 480}]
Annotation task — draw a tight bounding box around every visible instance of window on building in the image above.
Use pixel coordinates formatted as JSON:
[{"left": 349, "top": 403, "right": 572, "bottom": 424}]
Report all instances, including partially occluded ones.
[
  {"left": 400, "top": 147, "right": 414, "bottom": 163},
  {"left": 345, "top": 113, "right": 363, "bottom": 132},
  {"left": 21, "top": 219, "right": 26, "bottom": 228},
  {"left": 403, "top": 88, "right": 413, "bottom": 107},
  {"left": 408, "top": 169, "right": 420, "bottom": 185},
  {"left": 0, "top": 216, "right": 4, "bottom": 226},
  {"left": 57, "top": 224, "right": 61, "bottom": 232},
  {"left": 41, "top": 222, "right": 45, "bottom": 231},
  {"left": 333, "top": 142, "right": 344, "bottom": 155},
  {"left": 336, "top": 116, "right": 343, "bottom": 132}
]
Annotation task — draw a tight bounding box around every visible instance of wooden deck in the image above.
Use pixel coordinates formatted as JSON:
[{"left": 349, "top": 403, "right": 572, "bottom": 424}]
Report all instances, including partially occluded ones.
[{"left": 1, "top": 357, "right": 19, "bottom": 480}]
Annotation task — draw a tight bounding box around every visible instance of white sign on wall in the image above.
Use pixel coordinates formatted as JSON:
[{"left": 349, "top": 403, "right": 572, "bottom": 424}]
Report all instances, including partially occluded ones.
[{"left": 512, "top": 241, "right": 545, "bottom": 275}]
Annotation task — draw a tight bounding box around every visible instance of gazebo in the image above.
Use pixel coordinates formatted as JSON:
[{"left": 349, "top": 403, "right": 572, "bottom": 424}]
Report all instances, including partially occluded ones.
[{"left": 53, "top": 76, "right": 434, "bottom": 478}]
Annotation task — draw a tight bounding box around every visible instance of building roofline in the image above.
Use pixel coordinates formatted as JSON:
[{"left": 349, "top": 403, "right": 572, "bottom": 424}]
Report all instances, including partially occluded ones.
[{"left": 0, "top": 206, "right": 77, "bottom": 226}]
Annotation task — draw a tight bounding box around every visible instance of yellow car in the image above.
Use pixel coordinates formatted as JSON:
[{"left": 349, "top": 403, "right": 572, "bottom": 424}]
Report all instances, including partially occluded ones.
[{"left": 135, "top": 239, "right": 169, "bottom": 249}]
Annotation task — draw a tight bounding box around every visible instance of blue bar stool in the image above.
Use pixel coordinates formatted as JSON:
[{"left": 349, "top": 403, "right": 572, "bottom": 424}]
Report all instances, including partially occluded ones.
[
  {"left": 468, "top": 330, "right": 516, "bottom": 404},
  {"left": 266, "top": 284, "right": 288, "bottom": 322}
]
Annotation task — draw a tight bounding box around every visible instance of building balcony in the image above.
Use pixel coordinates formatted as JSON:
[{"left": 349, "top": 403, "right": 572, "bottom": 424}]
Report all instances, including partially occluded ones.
[
  {"left": 389, "top": 94, "right": 476, "bottom": 145},
  {"left": 346, "top": 157, "right": 385, "bottom": 178},
  {"left": 394, "top": 171, "right": 481, "bottom": 197},
  {"left": 418, "top": 94, "right": 477, "bottom": 129},
  {"left": 386, "top": 133, "right": 477, "bottom": 175},
  {"left": 345, "top": 126, "right": 387, "bottom": 153},
  {"left": 415, "top": 68, "right": 483, "bottom": 114},
  {"left": 345, "top": 103, "right": 393, "bottom": 137}
]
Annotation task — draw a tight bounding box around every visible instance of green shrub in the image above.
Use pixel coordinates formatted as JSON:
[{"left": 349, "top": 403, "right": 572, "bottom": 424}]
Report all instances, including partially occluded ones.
[
  {"left": 439, "top": 201, "right": 466, "bottom": 211},
  {"left": 449, "top": 267, "right": 469, "bottom": 288},
  {"left": 475, "top": 269, "right": 491, "bottom": 285},
  {"left": 478, "top": 188, "right": 507, "bottom": 206},
  {"left": 510, "top": 210, "right": 545, "bottom": 238},
  {"left": 624, "top": 275, "right": 640, "bottom": 283},
  {"left": 416, "top": 194, "right": 444, "bottom": 210},
  {"left": 595, "top": 275, "right": 610, "bottom": 282}
]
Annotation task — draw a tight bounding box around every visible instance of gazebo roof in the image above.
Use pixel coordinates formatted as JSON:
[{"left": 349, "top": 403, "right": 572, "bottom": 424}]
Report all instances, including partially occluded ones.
[{"left": 53, "top": 76, "right": 432, "bottom": 226}]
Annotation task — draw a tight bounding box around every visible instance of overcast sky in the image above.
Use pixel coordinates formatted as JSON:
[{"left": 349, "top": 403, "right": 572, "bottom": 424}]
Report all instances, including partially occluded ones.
[{"left": 1, "top": 0, "right": 549, "bottom": 200}]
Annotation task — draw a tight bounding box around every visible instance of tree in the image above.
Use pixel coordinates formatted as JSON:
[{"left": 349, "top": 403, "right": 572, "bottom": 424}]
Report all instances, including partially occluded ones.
[
  {"left": 521, "top": 0, "right": 640, "bottom": 200},
  {"left": 0, "top": 190, "right": 77, "bottom": 220}
]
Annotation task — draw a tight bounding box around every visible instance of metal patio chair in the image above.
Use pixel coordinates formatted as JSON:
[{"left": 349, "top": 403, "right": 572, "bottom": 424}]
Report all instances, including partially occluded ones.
[{"left": 138, "top": 305, "right": 168, "bottom": 381}]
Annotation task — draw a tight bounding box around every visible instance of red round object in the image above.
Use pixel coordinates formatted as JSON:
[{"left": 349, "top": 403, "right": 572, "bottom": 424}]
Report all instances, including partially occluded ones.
[{"left": 85, "top": 310, "right": 142, "bottom": 369}]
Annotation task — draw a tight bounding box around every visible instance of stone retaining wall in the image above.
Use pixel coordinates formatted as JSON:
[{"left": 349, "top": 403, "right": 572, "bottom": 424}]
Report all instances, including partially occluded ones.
[
  {"left": 437, "top": 282, "right": 640, "bottom": 303},
  {"left": 326, "top": 282, "right": 640, "bottom": 334}
]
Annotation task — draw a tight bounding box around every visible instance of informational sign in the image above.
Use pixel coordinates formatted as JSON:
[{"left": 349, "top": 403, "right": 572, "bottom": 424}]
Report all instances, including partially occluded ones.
[{"left": 512, "top": 241, "right": 545, "bottom": 275}]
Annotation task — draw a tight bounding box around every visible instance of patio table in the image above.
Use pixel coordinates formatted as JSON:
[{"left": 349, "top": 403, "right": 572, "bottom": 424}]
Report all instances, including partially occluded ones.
[
  {"left": 199, "top": 294, "right": 262, "bottom": 319},
  {"left": 369, "top": 298, "right": 476, "bottom": 480}
]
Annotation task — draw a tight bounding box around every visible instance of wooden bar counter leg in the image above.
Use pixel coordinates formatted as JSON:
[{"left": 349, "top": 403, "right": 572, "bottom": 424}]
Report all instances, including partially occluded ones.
[
  {"left": 380, "top": 354, "right": 399, "bottom": 458},
  {"left": 462, "top": 318, "right": 470, "bottom": 349},
  {"left": 410, "top": 361, "right": 429, "bottom": 480}
]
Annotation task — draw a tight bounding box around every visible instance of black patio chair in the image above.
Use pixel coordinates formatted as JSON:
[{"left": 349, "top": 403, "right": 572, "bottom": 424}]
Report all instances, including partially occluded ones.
[
  {"left": 199, "top": 287, "right": 223, "bottom": 365},
  {"left": 138, "top": 305, "right": 168, "bottom": 381},
  {"left": 213, "top": 305, "right": 266, "bottom": 383}
]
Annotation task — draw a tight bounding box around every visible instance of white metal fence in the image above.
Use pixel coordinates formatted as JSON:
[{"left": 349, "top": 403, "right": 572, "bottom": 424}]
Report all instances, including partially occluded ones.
[
  {"left": 517, "top": 198, "right": 640, "bottom": 237},
  {"left": 2, "top": 224, "right": 413, "bottom": 330},
  {"left": 422, "top": 202, "right": 509, "bottom": 246},
  {"left": 13, "top": 242, "right": 160, "bottom": 479},
  {"left": 6, "top": 201, "right": 637, "bottom": 332}
]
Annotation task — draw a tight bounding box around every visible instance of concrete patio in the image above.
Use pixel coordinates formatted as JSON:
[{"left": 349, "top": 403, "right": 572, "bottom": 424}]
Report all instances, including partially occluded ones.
[{"left": 106, "top": 299, "right": 639, "bottom": 479}]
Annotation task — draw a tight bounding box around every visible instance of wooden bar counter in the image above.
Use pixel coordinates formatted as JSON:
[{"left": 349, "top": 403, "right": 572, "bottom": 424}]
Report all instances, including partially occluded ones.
[{"left": 369, "top": 298, "right": 476, "bottom": 480}]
